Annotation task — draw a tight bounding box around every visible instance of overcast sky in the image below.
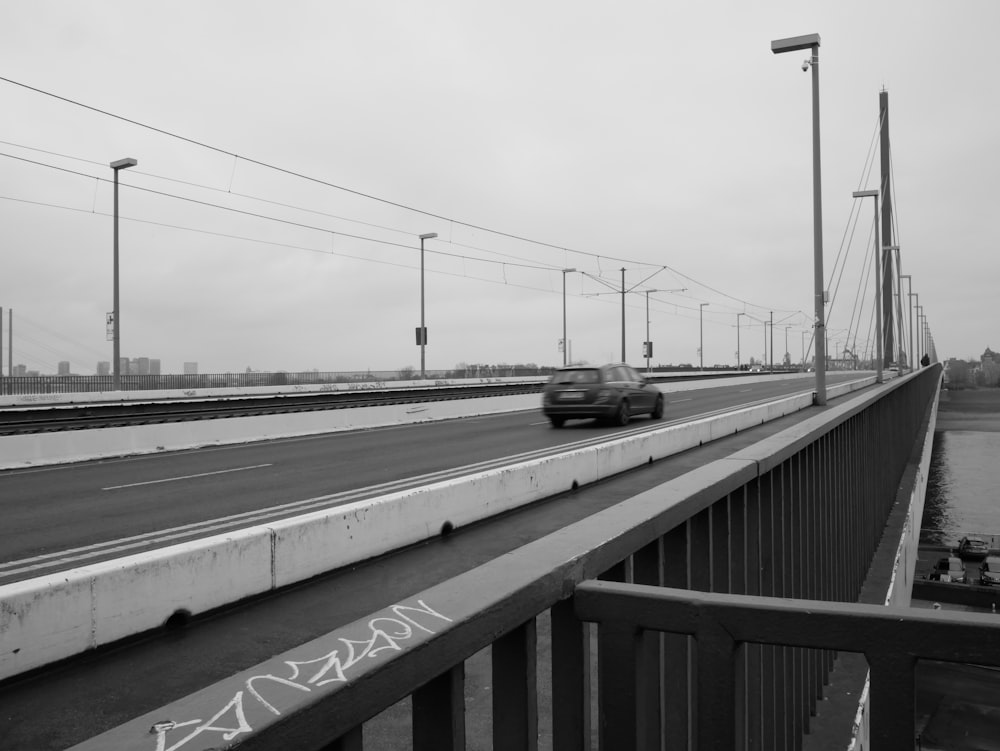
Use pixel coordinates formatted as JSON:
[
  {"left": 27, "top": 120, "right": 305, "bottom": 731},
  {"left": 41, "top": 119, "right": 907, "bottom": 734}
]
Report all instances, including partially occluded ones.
[{"left": 1, "top": 1, "right": 996, "bottom": 376}]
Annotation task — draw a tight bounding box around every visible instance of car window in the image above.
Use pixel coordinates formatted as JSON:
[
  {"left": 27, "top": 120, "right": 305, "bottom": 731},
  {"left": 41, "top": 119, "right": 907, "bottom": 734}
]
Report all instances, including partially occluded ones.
[
  {"left": 610, "top": 366, "right": 631, "bottom": 382},
  {"left": 550, "top": 369, "right": 599, "bottom": 385},
  {"left": 625, "top": 366, "right": 642, "bottom": 381}
]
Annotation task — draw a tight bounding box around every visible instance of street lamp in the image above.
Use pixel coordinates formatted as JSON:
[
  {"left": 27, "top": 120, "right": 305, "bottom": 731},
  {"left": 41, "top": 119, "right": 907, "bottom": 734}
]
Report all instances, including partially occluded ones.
[
  {"left": 900, "top": 274, "right": 913, "bottom": 371},
  {"left": 785, "top": 325, "right": 791, "bottom": 368},
  {"left": 769, "top": 311, "right": 773, "bottom": 373},
  {"left": 736, "top": 313, "right": 745, "bottom": 371},
  {"left": 912, "top": 295, "right": 921, "bottom": 364},
  {"left": 853, "top": 189, "right": 883, "bottom": 383},
  {"left": 643, "top": 288, "right": 685, "bottom": 374},
  {"left": 418, "top": 232, "right": 437, "bottom": 379},
  {"left": 562, "top": 268, "right": 577, "bottom": 366},
  {"left": 772, "top": 32, "right": 826, "bottom": 404},
  {"left": 699, "top": 303, "right": 709, "bottom": 370},
  {"left": 110, "top": 157, "right": 137, "bottom": 391}
]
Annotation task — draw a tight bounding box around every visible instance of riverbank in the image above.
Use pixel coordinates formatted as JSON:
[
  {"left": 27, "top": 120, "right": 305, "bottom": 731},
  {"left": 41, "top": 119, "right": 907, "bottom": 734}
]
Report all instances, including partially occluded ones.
[{"left": 936, "top": 387, "right": 1000, "bottom": 431}]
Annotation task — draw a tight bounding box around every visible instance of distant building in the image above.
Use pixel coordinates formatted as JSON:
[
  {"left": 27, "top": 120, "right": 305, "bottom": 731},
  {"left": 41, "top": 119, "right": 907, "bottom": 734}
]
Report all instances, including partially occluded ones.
[
  {"left": 149, "top": 359, "right": 161, "bottom": 375},
  {"left": 137, "top": 357, "right": 150, "bottom": 376},
  {"left": 97, "top": 361, "right": 110, "bottom": 376},
  {"left": 184, "top": 362, "right": 198, "bottom": 375},
  {"left": 57, "top": 361, "right": 71, "bottom": 376},
  {"left": 13, "top": 364, "right": 26, "bottom": 377},
  {"left": 119, "top": 357, "right": 130, "bottom": 376}
]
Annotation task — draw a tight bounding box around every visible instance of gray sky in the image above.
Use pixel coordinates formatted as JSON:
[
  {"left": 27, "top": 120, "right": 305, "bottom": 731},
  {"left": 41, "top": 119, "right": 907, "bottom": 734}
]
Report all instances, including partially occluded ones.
[{"left": 1, "top": 1, "right": 996, "bottom": 376}]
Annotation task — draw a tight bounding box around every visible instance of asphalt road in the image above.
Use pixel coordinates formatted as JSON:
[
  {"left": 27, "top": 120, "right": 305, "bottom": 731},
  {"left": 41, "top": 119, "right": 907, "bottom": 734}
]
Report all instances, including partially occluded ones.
[{"left": 0, "top": 374, "right": 855, "bottom": 582}]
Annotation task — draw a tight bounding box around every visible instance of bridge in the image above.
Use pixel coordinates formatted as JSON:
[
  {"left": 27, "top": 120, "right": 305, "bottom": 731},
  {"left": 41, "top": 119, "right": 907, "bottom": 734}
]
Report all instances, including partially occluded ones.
[{"left": 1, "top": 364, "right": 983, "bottom": 750}]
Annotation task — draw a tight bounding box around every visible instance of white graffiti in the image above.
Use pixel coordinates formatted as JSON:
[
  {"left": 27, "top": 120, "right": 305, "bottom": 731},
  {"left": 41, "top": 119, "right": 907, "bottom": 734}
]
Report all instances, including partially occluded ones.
[{"left": 152, "top": 600, "right": 452, "bottom": 751}]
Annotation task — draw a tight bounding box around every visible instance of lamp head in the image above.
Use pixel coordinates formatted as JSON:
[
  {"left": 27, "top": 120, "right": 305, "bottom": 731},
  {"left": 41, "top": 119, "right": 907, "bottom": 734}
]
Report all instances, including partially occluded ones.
[{"left": 110, "top": 158, "right": 137, "bottom": 170}]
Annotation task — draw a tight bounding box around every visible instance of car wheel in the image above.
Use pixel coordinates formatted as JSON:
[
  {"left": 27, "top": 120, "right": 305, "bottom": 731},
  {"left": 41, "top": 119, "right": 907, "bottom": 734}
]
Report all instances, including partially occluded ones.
[
  {"left": 550, "top": 416, "right": 565, "bottom": 428},
  {"left": 614, "top": 400, "right": 630, "bottom": 426},
  {"left": 650, "top": 394, "right": 664, "bottom": 419}
]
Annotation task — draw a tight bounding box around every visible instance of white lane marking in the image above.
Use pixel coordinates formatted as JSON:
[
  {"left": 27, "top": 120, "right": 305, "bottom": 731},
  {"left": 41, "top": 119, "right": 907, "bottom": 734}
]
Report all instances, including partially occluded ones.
[
  {"left": 739, "top": 389, "right": 752, "bottom": 393},
  {"left": 102, "top": 464, "right": 273, "bottom": 490},
  {"left": 669, "top": 398, "right": 692, "bottom": 403}
]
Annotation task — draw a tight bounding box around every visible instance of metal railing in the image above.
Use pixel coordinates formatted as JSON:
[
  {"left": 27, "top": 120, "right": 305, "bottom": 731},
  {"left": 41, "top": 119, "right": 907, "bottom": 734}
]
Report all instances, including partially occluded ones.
[
  {"left": 78, "top": 365, "right": 944, "bottom": 751},
  {"left": 575, "top": 581, "right": 1000, "bottom": 749}
]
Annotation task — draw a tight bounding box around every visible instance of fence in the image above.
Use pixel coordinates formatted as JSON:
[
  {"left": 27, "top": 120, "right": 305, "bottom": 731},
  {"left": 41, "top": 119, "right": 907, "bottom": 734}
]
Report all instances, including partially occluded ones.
[{"left": 81, "top": 365, "right": 944, "bottom": 751}]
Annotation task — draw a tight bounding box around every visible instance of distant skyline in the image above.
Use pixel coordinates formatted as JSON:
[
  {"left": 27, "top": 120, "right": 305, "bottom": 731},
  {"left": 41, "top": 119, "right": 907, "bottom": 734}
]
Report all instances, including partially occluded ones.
[{"left": 2, "top": 2, "right": 997, "bottom": 375}]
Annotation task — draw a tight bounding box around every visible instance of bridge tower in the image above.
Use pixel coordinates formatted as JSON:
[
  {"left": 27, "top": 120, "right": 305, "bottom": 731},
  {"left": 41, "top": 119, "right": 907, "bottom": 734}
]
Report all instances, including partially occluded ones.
[{"left": 880, "top": 90, "right": 896, "bottom": 367}]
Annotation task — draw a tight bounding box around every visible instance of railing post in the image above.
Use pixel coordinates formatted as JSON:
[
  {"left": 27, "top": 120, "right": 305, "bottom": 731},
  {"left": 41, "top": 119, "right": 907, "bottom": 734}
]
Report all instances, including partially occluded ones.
[
  {"left": 867, "top": 653, "right": 916, "bottom": 747},
  {"left": 551, "top": 598, "right": 592, "bottom": 751},
  {"left": 597, "top": 620, "right": 641, "bottom": 750},
  {"left": 695, "top": 620, "right": 739, "bottom": 749},
  {"left": 323, "top": 726, "right": 363, "bottom": 751},
  {"left": 493, "top": 619, "right": 539, "bottom": 751},
  {"left": 412, "top": 664, "right": 465, "bottom": 751},
  {"left": 662, "top": 523, "right": 692, "bottom": 746},
  {"left": 634, "top": 539, "right": 663, "bottom": 750}
]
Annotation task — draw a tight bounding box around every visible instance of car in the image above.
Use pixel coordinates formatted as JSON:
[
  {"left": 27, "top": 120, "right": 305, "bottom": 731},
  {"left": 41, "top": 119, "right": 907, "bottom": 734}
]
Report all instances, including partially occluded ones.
[
  {"left": 979, "top": 556, "right": 1000, "bottom": 586},
  {"left": 958, "top": 536, "right": 991, "bottom": 560},
  {"left": 541, "top": 363, "right": 664, "bottom": 428},
  {"left": 928, "top": 556, "right": 966, "bottom": 583}
]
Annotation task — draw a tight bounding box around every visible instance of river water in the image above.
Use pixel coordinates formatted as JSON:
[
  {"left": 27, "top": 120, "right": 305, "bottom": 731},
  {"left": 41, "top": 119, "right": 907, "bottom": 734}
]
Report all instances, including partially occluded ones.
[{"left": 920, "top": 389, "right": 1000, "bottom": 547}]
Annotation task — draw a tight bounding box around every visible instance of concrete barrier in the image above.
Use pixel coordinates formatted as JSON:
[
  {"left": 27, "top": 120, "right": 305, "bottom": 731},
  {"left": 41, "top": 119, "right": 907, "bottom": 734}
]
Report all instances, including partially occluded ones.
[{"left": 0, "top": 374, "right": 875, "bottom": 680}]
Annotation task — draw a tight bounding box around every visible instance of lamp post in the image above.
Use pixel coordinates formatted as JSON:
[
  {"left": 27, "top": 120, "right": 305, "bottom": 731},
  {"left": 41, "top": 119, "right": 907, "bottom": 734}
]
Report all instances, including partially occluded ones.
[
  {"left": 643, "top": 288, "right": 685, "bottom": 374},
  {"left": 916, "top": 305, "right": 924, "bottom": 364},
  {"left": 562, "top": 268, "right": 576, "bottom": 366},
  {"left": 644, "top": 289, "right": 657, "bottom": 374},
  {"left": 769, "top": 311, "right": 773, "bottom": 373},
  {"left": 699, "top": 303, "right": 709, "bottom": 370},
  {"left": 110, "top": 157, "right": 137, "bottom": 391},
  {"left": 620, "top": 268, "right": 627, "bottom": 362},
  {"left": 853, "top": 190, "right": 882, "bottom": 383},
  {"left": 736, "top": 313, "right": 745, "bottom": 371},
  {"left": 801, "top": 330, "right": 806, "bottom": 369},
  {"left": 418, "top": 232, "right": 437, "bottom": 379},
  {"left": 772, "top": 32, "right": 826, "bottom": 404},
  {"left": 900, "top": 274, "right": 913, "bottom": 371},
  {"left": 913, "top": 296, "right": 921, "bottom": 364},
  {"left": 784, "top": 325, "right": 791, "bottom": 368}
]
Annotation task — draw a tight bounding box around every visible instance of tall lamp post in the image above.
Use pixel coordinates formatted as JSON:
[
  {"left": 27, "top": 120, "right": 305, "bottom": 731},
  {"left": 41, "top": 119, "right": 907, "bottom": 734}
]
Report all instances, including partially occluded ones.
[
  {"left": 912, "top": 295, "right": 921, "bottom": 364},
  {"left": 562, "top": 268, "right": 577, "bottom": 366},
  {"left": 644, "top": 289, "right": 658, "bottom": 374},
  {"left": 900, "top": 274, "right": 913, "bottom": 371},
  {"left": 853, "top": 190, "right": 883, "bottom": 383},
  {"left": 769, "top": 311, "right": 774, "bottom": 373},
  {"left": 772, "top": 33, "right": 826, "bottom": 405},
  {"left": 699, "top": 303, "right": 709, "bottom": 370},
  {"left": 110, "top": 157, "right": 137, "bottom": 391},
  {"left": 784, "top": 325, "right": 791, "bottom": 368},
  {"left": 643, "top": 288, "right": 685, "bottom": 374},
  {"left": 736, "top": 312, "right": 745, "bottom": 371},
  {"left": 916, "top": 305, "right": 924, "bottom": 364},
  {"left": 418, "top": 232, "right": 437, "bottom": 379}
]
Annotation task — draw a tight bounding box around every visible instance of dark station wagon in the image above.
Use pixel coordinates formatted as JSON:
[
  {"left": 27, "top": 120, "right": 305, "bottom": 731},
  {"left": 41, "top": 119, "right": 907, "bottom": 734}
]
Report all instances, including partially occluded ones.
[{"left": 541, "top": 363, "right": 664, "bottom": 428}]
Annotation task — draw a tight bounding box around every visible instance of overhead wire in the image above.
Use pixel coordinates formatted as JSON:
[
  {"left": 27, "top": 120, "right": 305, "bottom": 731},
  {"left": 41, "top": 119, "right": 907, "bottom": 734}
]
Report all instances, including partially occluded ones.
[{"left": 0, "top": 77, "right": 811, "bottom": 317}]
